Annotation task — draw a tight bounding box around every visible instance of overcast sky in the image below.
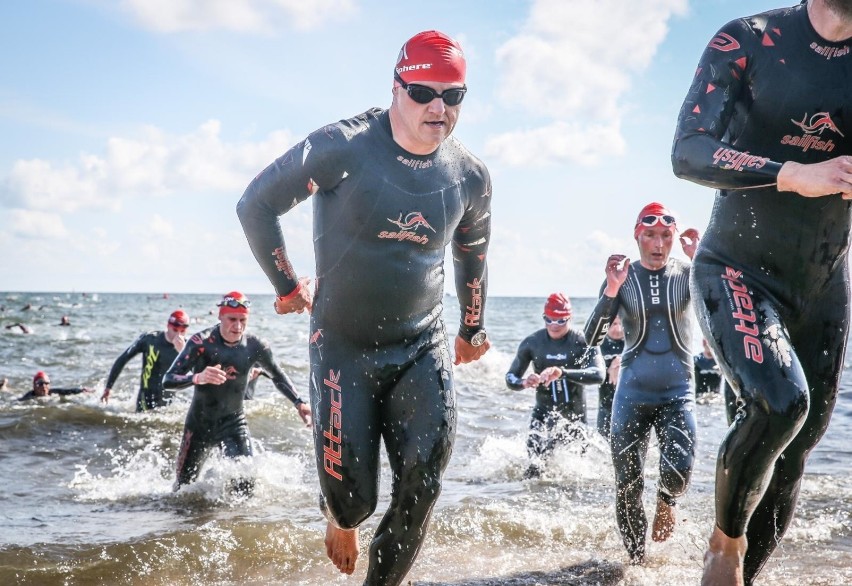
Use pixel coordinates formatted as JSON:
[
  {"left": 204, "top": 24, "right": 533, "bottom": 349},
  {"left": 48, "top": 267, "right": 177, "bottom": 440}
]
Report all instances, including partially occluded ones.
[{"left": 0, "top": 0, "right": 785, "bottom": 297}]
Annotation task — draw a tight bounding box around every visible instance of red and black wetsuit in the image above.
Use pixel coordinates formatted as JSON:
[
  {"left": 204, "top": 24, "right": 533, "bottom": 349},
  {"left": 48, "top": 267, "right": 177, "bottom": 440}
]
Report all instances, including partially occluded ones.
[
  {"left": 237, "top": 108, "right": 491, "bottom": 585},
  {"left": 105, "top": 331, "right": 179, "bottom": 412},
  {"left": 505, "top": 328, "right": 604, "bottom": 463},
  {"left": 672, "top": 4, "right": 852, "bottom": 582},
  {"left": 163, "top": 325, "right": 303, "bottom": 489}
]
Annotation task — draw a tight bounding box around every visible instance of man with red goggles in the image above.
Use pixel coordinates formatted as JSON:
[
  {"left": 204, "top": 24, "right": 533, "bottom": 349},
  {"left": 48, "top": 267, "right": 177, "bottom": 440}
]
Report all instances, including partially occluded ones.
[
  {"left": 506, "top": 293, "right": 604, "bottom": 478},
  {"left": 237, "top": 29, "right": 491, "bottom": 585},
  {"left": 163, "top": 292, "right": 310, "bottom": 494},
  {"left": 585, "top": 202, "right": 701, "bottom": 565},
  {"left": 101, "top": 309, "right": 190, "bottom": 412},
  {"left": 672, "top": 1, "right": 852, "bottom": 583}
]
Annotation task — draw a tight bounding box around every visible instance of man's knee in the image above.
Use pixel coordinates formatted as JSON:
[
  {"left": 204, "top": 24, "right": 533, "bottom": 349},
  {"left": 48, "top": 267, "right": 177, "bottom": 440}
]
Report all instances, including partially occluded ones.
[{"left": 320, "top": 492, "right": 377, "bottom": 530}]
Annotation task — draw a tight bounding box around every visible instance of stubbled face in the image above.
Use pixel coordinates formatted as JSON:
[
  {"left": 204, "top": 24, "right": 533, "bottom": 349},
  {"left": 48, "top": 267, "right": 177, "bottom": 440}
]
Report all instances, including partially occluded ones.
[
  {"left": 389, "top": 79, "right": 462, "bottom": 155},
  {"left": 219, "top": 314, "right": 248, "bottom": 344},
  {"left": 637, "top": 226, "right": 674, "bottom": 270},
  {"left": 825, "top": 0, "right": 852, "bottom": 19}
]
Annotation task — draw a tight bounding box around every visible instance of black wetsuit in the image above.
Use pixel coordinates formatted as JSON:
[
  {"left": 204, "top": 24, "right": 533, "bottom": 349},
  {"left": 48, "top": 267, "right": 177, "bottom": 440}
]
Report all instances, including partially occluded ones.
[
  {"left": 237, "top": 108, "right": 491, "bottom": 586},
  {"left": 18, "top": 387, "right": 86, "bottom": 401},
  {"left": 505, "top": 328, "right": 604, "bottom": 462},
  {"left": 106, "top": 331, "right": 179, "bottom": 412},
  {"left": 585, "top": 259, "right": 697, "bottom": 563},
  {"left": 672, "top": 4, "right": 852, "bottom": 582},
  {"left": 693, "top": 353, "right": 722, "bottom": 396},
  {"left": 597, "top": 335, "right": 625, "bottom": 438},
  {"left": 163, "top": 325, "right": 303, "bottom": 489}
]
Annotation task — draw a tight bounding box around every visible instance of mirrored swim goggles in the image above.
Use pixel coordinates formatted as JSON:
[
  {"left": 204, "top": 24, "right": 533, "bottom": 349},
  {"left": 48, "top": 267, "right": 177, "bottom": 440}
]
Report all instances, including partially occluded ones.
[
  {"left": 217, "top": 297, "right": 251, "bottom": 309},
  {"left": 638, "top": 214, "right": 676, "bottom": 227},
  {"left": 543, "top": 315, "right": 570, "bottom": 325},
  {"left": 394, "top": 73, "right": 467, "bottom": 106}
]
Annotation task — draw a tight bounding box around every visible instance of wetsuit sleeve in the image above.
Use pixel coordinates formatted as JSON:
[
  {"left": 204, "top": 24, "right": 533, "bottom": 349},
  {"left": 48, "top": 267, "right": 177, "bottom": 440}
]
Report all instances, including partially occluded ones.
[
  {"left": 236, "top": 125, "right": 349, "bottom": 296},
  {"left": 253, "top": 341, "right": 303, "bottom": 406},
  {"left": 584, "top": 281, "right": 620, "bottom": 346},
  {"left": 50, "top": 387, "right": 86, "bottom": 396},
  {"left": 562, "top": 345, "right": 605, "bottom": 384},
  {"left": 105, "top": 333, "right": 146, "bottom": 388},
  {"left": 505, "top": 338, "right": 533, "bottom": 390},
  {"left": 454, "top": 168, "right": 492, "bottom": 340},
  {"left": 162, "top": 335, "right": 203, "bottom": 390},
  {"left": 671, "top": 18, "right": 783, "bottom": 189}
]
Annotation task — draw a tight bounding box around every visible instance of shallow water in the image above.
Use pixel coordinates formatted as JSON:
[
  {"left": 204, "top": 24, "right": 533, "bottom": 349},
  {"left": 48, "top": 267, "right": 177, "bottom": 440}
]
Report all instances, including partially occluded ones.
[{"left": 0, "top": 292, "right": 849, "bottom": 585}]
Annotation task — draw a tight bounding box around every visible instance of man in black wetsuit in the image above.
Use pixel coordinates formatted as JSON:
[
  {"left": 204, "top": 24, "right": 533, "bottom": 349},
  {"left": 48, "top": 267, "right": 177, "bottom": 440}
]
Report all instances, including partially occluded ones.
[
  {"left": 19, "top": 371, "right": 92, "bottom": 401},
  {"left": 672, "top": 2, "right": 852, "bottom": 584},
  {"left": 506, "top": 293, "right": 604, "bottom": 478},
  {"left": 585, "top": 202, "right": 700, "bottom": 565},
  {"left": 596, "top": 315, "right": 624, "bottom": 439},
  {"left": 237, "top": 30, "right": 491, "bottom": 585},
  {"left": 101, "top": 310, "right": 190, "bottom": 411},
  {"left": 163, "top": 292, "right": 311, "bottom": 492}
]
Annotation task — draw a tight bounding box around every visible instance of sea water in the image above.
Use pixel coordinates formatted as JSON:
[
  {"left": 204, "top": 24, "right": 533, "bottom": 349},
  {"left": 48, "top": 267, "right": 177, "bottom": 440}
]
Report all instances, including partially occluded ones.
[{"left": 0, "top": 292, "right": 849, "bottom": 585}]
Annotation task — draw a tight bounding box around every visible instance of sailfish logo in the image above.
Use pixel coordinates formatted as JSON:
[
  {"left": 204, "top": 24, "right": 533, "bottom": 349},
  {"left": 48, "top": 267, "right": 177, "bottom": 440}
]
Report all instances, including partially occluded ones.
[
  {"left": 791, "top": 112, "right": 845, "bottom": 137},
  {"left": 388, "top": 212, "right": 436, "bottom": 233}
]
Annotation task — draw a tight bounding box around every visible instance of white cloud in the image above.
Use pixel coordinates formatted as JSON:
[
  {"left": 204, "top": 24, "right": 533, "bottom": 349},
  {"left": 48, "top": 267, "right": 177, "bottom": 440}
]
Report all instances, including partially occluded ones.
[
  {"left": 488, "top": 0, "right": 687, "bottom": 166},
  {"left": 120, "top": 0, "right": 357, "bottom": 33},
  {"left": 7, "top": 209, "right": 69, "bottom": 239},
  {"left": 1, "top": 121, "right": 294, "bottom": 213}
]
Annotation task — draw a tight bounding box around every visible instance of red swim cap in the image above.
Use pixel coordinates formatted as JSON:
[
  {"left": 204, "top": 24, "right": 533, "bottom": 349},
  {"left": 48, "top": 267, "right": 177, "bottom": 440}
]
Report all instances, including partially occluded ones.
[
  {"left": 395, "top": 30, "right": 466, "bottom": 84},
  {"left": 634, "top": 202, "right": 677, "bottom": 239},
  {"left": 544, "top": 293, "right": 572, "bottom": 319},
  {"left": 217, "top": 291, "right": 251, "bottom": 316},
  {"left": 168, "top": 310, "right": 189, "bottom": 327},
  {"left": 33, "top": 371, "right": 50, "bottom": 383}
]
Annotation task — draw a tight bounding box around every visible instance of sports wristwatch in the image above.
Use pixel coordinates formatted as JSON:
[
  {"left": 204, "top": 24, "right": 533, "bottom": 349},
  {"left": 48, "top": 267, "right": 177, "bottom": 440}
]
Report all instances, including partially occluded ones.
[{"left": 469, "top": 330, "right": 488, "bottom": 347}]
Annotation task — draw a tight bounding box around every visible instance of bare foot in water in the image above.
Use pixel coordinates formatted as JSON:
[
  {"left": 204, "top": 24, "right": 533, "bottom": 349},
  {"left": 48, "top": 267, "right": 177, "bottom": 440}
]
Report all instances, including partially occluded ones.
[
  {"left": 701, "top": 525, "right": 747, "bottom": 586},
  {"left": 325, "top": 522, "right": 358, "bottom": 575},
  {"left": 651, "top": 497, "right": 676, "bottom": 542}
]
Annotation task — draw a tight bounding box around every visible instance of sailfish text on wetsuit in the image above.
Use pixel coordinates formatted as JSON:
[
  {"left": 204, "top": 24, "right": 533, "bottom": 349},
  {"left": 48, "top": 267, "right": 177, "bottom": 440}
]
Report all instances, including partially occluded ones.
[{"left": 323, "top": 369, "right": 344, "bottom": 481}]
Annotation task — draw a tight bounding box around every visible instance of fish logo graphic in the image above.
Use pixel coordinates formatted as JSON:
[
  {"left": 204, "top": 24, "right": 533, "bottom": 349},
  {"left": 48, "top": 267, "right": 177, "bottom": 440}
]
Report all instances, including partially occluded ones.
[
  {"left": 791, "top": 112, "right": 845, "bottom": 137},
  {"left": 310, "top": 329, "right": 324, "bottom": 360},
  {"left": 387, "top": 212, "right": 436, "bottom": 233}
]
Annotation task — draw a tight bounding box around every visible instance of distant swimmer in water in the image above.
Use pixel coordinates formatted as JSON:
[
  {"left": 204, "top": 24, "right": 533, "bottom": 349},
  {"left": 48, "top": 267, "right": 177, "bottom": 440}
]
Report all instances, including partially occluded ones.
[
  {"left": 585, "top": 202, "right": 700, "bottom": 565},
  {"left": 101, "top": 310, "right": 190, "bottom": 412},
  {"left": 505, "top": 293, "right": 604, "bottom": 478},
  {"left": 672, "top": 2, "right": 852, "bottom": 584},
  {"left": 58, "top": 316, "right": 70, "bottom": 326},
  {"left": 163, "top": 292, "right": 311, "bottom": 494},
  {"left": 18, "top": 371, "right": 93, "bottom": 401},
  {"left": 236, "top": 30, "right": 491, "bottom": 585},
  {"left": 4, "top": 323, "right": 31, "bottom": 334}
]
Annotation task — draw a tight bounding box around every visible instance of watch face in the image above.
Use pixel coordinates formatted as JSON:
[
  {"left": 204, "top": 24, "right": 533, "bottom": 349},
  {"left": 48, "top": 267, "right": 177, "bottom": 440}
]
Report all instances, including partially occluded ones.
[{"left": 470, "top": 331, "right": 487, "bottom": 347}]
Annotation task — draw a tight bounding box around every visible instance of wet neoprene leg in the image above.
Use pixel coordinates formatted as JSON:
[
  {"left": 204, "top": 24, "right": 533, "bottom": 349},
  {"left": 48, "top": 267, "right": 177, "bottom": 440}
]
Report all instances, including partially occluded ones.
[{"left": 365, "top": 346, "right": 455, "bottom": 586}]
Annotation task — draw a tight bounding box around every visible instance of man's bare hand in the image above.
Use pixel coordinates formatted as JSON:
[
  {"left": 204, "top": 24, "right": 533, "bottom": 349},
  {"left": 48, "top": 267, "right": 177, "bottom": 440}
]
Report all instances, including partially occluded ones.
[
  {"left": 454, "top": 336, "right": 490, "bottom": 365},
  {"left": 274, "top": 277, "right": 313, "bottom": 315}
]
